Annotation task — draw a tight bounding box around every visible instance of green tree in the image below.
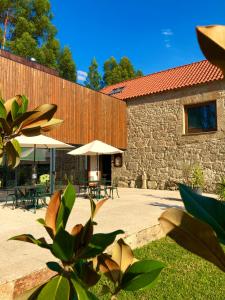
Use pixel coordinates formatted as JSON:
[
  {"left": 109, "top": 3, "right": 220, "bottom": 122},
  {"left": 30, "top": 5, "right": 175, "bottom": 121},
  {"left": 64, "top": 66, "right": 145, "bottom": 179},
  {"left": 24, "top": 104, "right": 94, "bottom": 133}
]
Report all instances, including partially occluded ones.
[
  {"left": 103, "top": 56, "right": 143, "bottom": 86},
  {"left": 58, "top": 47, "right": 76, "bottom": 82},
  {"left": 0, "top": 0, "right": 76, "bottom": 81},
  {"left": 85, "top": 57, "right": 102, "bottom": 90}
]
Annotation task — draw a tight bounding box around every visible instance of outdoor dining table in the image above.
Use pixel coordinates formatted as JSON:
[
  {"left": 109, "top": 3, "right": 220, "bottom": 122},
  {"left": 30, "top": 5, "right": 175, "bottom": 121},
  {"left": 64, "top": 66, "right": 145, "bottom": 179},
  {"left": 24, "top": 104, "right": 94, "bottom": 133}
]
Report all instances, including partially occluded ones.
[{"left": 13, "top": 184, "right": 48, "bottom": 212}]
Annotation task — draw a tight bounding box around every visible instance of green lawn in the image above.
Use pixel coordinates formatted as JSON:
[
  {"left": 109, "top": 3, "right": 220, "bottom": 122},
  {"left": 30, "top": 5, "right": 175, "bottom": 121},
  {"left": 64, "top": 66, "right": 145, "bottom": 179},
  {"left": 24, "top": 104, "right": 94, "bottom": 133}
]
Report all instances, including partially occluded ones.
[{"left": 91, "top": 237, "right": 225, "bottom": 300}]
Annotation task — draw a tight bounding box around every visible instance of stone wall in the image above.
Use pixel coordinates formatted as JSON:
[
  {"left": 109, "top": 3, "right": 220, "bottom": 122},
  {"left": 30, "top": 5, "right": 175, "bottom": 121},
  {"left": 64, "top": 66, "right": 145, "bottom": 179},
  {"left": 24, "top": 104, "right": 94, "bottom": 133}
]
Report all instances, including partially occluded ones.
[{"left": 112, "top": 80, "right": 225, "bottom": 192}]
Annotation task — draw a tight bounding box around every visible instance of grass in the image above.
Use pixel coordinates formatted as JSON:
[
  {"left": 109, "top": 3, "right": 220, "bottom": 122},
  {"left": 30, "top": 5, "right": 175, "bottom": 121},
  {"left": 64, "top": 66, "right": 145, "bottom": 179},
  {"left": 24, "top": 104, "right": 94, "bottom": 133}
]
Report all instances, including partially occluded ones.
[{"left": 91, "top": 237, "right": 225, "bottom": 300}]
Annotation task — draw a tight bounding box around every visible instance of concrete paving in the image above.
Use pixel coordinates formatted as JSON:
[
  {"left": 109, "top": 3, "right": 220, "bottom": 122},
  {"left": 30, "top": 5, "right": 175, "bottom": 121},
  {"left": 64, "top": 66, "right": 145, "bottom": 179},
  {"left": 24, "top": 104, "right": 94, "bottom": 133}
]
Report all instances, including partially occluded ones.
[{"left": 0, "top": 188, "right": 184, "bottom": 285}]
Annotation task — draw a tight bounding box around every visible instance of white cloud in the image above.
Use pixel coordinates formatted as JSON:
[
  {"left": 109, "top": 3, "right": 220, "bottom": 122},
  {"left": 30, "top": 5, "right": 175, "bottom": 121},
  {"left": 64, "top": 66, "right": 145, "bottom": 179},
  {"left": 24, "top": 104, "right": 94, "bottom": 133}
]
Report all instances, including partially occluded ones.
[
  {"left": 161, "top": 28, "right": 173, "bottom": 36},
  {"left": 77, "top": 70, "right": 88, "bottom": 82},
  {"left": 161, "top": 28, "right": 173, "bottom": 49}
]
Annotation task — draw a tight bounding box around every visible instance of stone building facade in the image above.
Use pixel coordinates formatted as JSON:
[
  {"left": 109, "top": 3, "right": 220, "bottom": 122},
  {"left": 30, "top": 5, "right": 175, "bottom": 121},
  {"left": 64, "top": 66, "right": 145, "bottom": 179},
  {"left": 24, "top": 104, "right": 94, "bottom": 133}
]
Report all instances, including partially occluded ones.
[{"left": 112, "top": 80, "right": 225, "bottom": 192}]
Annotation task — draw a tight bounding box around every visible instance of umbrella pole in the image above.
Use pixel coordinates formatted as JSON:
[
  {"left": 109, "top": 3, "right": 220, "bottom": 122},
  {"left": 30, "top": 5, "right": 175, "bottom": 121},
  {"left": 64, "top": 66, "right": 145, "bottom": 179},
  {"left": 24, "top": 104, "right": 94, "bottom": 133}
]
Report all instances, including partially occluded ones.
[{"left": 32, "top": 144, "right": 37, "bottom": 184}]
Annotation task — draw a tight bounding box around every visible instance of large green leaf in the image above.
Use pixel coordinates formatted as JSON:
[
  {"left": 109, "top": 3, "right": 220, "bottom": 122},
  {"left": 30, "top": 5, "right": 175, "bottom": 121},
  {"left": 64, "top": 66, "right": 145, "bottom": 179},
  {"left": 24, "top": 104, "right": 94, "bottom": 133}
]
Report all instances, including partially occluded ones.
[
  {"left": 11, "top": 138, "right": 21, "bottom": 155},
  {"left": 9, "top": 234, "right": 51, "bottom": 249},
  {"left": 0, "top": 100, "right": 6, "bottom": 119},
  {"left": 0, "top": 118, "right": 11, "bottom": 135},
  {"left": 179, "top": 183, "right": 225, "bottom": 244},
  {"left": 159, "top": 207, "right": 225, "bottom": 272},
  {"left": 82, "top": 230, "right": 124, "bottom": 259},
  {"left": 70, "top": 274, "right": 90, "bottom": 300},
  {"left": 37, "top": 275, "right": 70, "bottom": 300},
  {"left": 11, "top": 100, "right": 20, "bottom": 121},
  {"left": 51, "top": 227, "right": 74, "bottom": 261},
  {"left": 56, "top": 183, "right": 76, "bottom": 231},
  {"left": 121, "top": 260, "right": 165, "bottom": 291}
]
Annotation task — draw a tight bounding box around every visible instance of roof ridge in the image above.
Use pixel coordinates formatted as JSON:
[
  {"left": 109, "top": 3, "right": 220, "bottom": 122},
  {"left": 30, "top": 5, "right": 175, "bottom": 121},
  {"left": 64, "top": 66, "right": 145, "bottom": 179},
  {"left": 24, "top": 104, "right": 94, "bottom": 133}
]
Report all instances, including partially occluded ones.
[{"left": 102, "top": 59, "right": 209, "bottom": 90}]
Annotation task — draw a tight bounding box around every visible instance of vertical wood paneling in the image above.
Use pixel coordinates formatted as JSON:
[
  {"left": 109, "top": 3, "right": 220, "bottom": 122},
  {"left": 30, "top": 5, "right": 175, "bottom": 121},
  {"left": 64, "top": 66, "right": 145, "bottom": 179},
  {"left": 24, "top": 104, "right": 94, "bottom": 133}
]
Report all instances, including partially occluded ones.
[{"left": 0, "top": 55, "right": 127, "bottom": 148}]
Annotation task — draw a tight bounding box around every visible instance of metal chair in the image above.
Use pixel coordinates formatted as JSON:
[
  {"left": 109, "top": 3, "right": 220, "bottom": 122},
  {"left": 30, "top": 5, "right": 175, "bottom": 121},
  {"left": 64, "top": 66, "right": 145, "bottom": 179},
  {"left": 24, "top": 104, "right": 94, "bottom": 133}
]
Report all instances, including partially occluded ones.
[{"left": 108, "top": 177, "right": 120, "bottom": 199}]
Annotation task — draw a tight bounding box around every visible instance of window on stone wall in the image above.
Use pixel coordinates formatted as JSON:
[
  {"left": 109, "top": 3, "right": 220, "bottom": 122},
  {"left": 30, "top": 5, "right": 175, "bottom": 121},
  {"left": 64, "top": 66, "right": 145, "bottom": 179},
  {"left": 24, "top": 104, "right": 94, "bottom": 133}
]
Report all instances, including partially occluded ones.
[{"left": 185, "top": 101, "right": 217, "bottom": 134}]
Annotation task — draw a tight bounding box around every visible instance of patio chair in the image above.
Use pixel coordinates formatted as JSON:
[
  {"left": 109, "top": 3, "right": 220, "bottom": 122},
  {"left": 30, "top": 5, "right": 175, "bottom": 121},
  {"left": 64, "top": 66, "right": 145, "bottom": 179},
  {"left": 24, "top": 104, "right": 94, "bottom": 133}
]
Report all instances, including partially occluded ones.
[
  {"left": 15, "top": 188, "right": 36, "bottom": 212},
  {"left": 33, "top": 185, "right": 51, "bottom": 209},
  {"left": 108, "top": 177, "right": 120, "bottom": 199}
]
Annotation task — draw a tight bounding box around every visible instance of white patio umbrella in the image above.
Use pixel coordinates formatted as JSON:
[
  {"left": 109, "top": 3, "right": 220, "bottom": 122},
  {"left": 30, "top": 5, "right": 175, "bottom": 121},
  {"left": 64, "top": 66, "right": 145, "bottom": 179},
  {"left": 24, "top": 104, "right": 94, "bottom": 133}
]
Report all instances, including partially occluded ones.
[
  {"left": 67, "top": 140, "right": 123, "bottom": 156},
  {"left": 15, "top": 134, "right": 73, "bottom": 188},
  {"left": 67, "top": 140, "right": 123, "bottom": 180}
]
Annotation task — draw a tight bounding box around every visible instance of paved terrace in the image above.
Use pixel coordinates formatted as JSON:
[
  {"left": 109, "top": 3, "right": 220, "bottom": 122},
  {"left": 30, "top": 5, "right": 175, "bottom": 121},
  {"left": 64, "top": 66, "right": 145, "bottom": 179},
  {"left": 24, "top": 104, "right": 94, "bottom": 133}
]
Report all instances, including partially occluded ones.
[{"left": 0, "top": 188, "right": 184, "bottom": 286}]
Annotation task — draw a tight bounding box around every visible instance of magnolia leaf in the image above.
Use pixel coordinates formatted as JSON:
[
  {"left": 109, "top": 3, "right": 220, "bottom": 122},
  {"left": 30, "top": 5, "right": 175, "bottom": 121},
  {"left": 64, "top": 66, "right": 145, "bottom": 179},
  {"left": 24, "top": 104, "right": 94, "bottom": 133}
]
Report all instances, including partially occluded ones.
[
  {"left": 5, "top": 141, "right": 20, "bottom": 168},
  {"left": 11, "top": 100, "right": 20, "bottom": 121},
  {"left": 12, "top": 111, "right": 38, "bottom": 128},
  {"left": 0, "top": 100, "right": 6, "bottom": 119},
  {"left": 90, "top": 198, "right": 108, "bottom": 219},
  {"left": 20, "top": 104, "right": 57, "bottom": 129},
  {"left": 40, "top": 118, "right": 63, "bottom": 132},
  {"left": 112, "top": 238, "right": 134, "bottom": 273},
  {"left": 19, "top": 95, "right": 28, "bottom": 113},
  {"left": 82, "top": 229, "right": 124, "bottom": 259},
  {"left": 21, "top": 126, "right": 43, "bottom": 136},
  {"left": 46, "top": 261, "right": 63, "bottom": 273},
  {"left": 0, "top": 118, "right": 11, "bottom": 135},
  {"left": 159, "top": 207, "right": 225, "bottom": 272},
  {"left": 97, "top": 254, "right": 120, "bottom": 283},
  {"left": 56, "top": 183, "right": 76, "bottom": 231},
  {"left": 45, "top": 191, "right": 61, "bottom": 235},
  {"left": 51, "top": 227, "right": 74, "bottom": 262},
  {"left": 196, "top": 25, "right": 225, "bottom": 74},
  {"left": 4, "top": 95, "right": 22, "bottom": 115},
  {"left": 70, "top": 274, "right": 90, "bottom": 300},
  {"left": 179, "top": 183, "right": 225, "bottom": 244},
  {"left": 121, "top": 260, "right": 165, "bottom": 291},
  {"left": 9, "top": 234, "right": 50, "bottom": 249},
  {"left": 78, "top": 262, "right": 101, "bottom": 287},
  {"left": 37, "top": 275, "right": 70, "bottom": 300},
  {"left": 11, "top": 138, "right": 21, "bottom": 155},
  {"left": 36, "top": 218, "right": 55, "bottom": 240},
  {"left": 71, "top": 224, "right": 83, "bottom": 236}
]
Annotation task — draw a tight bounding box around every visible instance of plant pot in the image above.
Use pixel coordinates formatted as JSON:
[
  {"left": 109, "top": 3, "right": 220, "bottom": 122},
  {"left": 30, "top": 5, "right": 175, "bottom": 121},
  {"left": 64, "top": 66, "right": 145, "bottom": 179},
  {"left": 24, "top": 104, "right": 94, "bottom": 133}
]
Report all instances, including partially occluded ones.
[{"left": 192, "top": 187, "right": 202, "bottom": 195}]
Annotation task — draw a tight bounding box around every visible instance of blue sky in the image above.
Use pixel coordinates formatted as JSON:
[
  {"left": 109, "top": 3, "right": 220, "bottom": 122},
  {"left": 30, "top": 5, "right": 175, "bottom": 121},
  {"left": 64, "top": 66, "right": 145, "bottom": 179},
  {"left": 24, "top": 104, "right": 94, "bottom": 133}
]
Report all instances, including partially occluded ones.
[{"left": 50, "top": 0, "right": 225, "bottom": 83}]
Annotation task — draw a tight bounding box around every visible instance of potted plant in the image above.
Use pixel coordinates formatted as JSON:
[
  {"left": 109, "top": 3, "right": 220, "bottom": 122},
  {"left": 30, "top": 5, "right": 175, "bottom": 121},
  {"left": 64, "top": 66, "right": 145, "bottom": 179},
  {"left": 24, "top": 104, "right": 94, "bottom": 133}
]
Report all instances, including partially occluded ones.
[
  {"left": 216, "top": 177, "right": 225, "bottom": 201},
  {"left": 191, "top": 165, "right": 204, "bottom": 194}
]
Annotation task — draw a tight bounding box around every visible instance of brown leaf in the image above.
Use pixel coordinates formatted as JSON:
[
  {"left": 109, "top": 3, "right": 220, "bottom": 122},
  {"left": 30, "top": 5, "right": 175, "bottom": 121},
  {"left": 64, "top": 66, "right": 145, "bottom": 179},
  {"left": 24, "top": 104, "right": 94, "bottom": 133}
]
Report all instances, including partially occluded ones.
[
  {"left": 21, "top": 126, "right": 42, "bottom": 136},
  {"left": 80, "top": 262, "right": 101, "bottom": 287},
  {"left": 5, "top": 141, "right": 20, "bottom": 168},
  {"left": 45, "top": 191, "right": 61, "bottom": 235},
  {"left": 4, "top": 95, "right": 23, "bottom": 115},
  {"left": 112, "top": 238, "right": 134, "bottom": 274},
  {"left": 91, "top": 198, "right": 108, "bottom": 219},
  {"left": 71, "top": 224, "right": 83, "bottom": 236},
  {"left": 19, "top": 104, "right": 57, "bottom": 129},
  {"left": 196, "top": 25, "right": 225, "bottom": 74},
  {"left": 97, "top": 254, "right": 120, "bottom": 283},
  {"left": 159, "top": 208, "right": 225, "bottom": 272},
  {"left": 40, "top": 118, "right": 63, "bottom": 132}
]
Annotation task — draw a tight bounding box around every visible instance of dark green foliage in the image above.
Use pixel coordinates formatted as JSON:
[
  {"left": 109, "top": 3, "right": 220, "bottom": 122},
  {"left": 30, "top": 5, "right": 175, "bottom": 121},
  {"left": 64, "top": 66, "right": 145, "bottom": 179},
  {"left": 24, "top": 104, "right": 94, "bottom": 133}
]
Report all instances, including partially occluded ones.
[
  {"left": 58, "top": 47, "right": 77, "bottom": 82},
  {"left": 85, "top": 58, "right": 102, "bottom": 90},
  {"left": 217, "top": 177, "right": 225, "bottom": 201},
  {"left": 0, "top": 0, "right": 76, "bottom": 81},
  {"left": 103, "top": 56, "right": 143, "bottom": 86}
]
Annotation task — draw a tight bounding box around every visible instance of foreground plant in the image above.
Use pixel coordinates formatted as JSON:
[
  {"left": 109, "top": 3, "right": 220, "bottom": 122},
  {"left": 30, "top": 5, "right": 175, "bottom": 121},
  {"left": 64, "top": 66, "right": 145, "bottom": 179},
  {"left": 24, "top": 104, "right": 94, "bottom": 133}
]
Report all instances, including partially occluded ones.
[
  {"left": 0, "top": 94, "right": 62, "bottom": 168},
  {"left": 159, "top": 184, "right": 225, "bottom": 273},
  {"left": 10, "top": 183, "right": 165, "bottom": 299}
]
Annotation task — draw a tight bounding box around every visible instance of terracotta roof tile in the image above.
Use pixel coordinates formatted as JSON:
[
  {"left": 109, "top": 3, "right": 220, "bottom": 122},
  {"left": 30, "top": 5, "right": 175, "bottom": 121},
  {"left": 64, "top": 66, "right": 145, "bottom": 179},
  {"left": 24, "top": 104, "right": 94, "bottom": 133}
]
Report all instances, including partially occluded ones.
[{"left": 100, "top": 60, "right": 224, "bottom": 100}]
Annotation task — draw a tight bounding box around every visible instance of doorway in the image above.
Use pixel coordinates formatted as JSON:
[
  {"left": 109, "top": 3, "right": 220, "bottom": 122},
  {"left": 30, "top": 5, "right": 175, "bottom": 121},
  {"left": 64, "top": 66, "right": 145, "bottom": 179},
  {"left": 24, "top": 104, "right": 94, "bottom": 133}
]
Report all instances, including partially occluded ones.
[{"left": 100, "top": 155, "right": 111, "bottom": 182}]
